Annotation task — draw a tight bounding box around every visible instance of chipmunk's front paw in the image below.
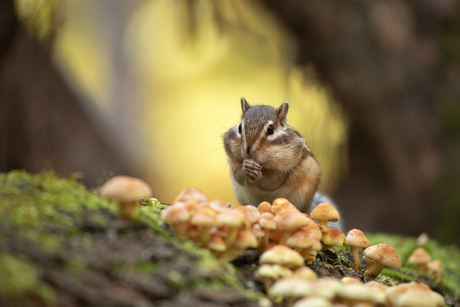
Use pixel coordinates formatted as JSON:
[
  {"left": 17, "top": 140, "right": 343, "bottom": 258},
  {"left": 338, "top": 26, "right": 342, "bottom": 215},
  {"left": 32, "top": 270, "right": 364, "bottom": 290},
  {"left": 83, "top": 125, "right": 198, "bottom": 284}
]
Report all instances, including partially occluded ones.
[{"left": 242, "top": 159, "right": 262, "bottom": 181}]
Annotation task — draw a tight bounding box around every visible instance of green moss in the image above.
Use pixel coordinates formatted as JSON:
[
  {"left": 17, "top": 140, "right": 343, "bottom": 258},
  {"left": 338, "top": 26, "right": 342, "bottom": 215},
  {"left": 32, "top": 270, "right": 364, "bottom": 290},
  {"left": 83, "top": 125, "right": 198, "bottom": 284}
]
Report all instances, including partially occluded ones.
[{"left": 0, "top": 253, "right": 55, "bottom": 305}]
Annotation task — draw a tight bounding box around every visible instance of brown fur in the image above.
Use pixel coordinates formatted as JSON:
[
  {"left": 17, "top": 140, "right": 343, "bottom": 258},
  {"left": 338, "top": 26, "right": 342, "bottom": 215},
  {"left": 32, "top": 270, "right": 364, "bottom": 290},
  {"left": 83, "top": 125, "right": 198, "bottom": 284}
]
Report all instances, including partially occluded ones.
[{"left": 223, "top": 98, "right": 321, "bottom": 213}]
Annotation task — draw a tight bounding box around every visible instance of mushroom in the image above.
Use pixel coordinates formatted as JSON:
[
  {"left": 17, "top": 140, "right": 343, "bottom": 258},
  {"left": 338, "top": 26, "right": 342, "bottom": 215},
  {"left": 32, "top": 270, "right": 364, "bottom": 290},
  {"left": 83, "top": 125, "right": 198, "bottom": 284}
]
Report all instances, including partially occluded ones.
[
  {"left": 259, "top": 245, "right": 304, "bottom": 269},
  {"left": 363, "top": 244, "right": 401, "bottom": 279},
  {"left": 416, "top": 232, "right": 429, "bottom": 246},
  {"left": 257, "top": 201, "right": 272, "bottom": 214},
  {"left": 174, "top": 187, "right": 208, "bottom": 203},
  {"left": 335, "top": 283, "right": 374, "bottom": 306},
  {"left": 364, "top": 281, "right": 388, "bottom": 305},
  {"left": 190, "top": 207, "right": 220, "bottom": 245},
  {"left": 408, "top": 247, "right": 431, "bottom": 273},
  {"left": 292, "top": 266, "right": 317, "bottom": 280},
  {"left": 274, "top": 209, "right": 310, "bottom": 245},
  {"left": 385, "top": 281, "right": 445, "bottom": 307},
  {"left": 255, "top": 264, "right": 293, "bottom": 294},
  {"left": 321, "top": 227, "right": 347, "bottom": 249},
  {"left": 235, "top": 205, "right": 260, "bottom": 224},
  {"left": 340, "top": 277, "right": 362, "bottom": 285},
  {"left": 258, "top": 212, "right": 277, "bottom": 252},
  {"left": 271, "top": 198, "right": 297, "bottom": 215},
  {"left": 309, "top": 202, "right": 340, "bottom": 227},
  {"left": 218, "top": 208, "right": 248, "bottom": 246},
  {"left": 292, "top": 297, "right": 332, "bottom": 307},
  {"left": 219, "top": 229, "right": 258, "bottom": 262},
  {"left": 207, "top": 234, "right": 227, "bottom": 253},
  {"left": 427, "top": 259, "right": 442, "bottom": 280},
  {"left": 208, "top": 199, "right": 229, "bottom": 213},
  {"left": 286, "top": 228, "right": 316, "bottom": 252},
  {"left": 161, "top": 202, "right": 191, "bottom": 238},
  {"left": 346, "top": 229, "right": 369, "bottom": 270},
  {"left": 100, "top": 175, "right": 152, "bottom": 220}
]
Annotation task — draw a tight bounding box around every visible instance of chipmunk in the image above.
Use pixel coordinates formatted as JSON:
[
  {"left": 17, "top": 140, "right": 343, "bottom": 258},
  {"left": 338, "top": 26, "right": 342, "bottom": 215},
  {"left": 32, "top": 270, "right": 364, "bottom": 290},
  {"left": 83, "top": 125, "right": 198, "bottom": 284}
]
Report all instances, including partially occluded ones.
[{"left": 223, "top": 97, "right": 322, "bottom": 213}]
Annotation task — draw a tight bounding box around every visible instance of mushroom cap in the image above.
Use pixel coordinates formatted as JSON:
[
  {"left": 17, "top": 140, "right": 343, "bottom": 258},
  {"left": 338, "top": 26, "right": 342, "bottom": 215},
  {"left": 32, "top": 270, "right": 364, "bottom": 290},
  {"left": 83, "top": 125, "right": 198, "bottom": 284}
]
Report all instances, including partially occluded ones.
[
  {"left": 286, "top": 229, "right": 316, "bottom": 249},
  {"left": 233, "top": 229, "right": 258, "bottom": 249},
  {"left": 336, "top": 283, "right": 374, "bottom": 301},
  {"left": 259, "top": 245, "right": 304, "bottom": 268},
  {"left": 100, "top": 175, "right": 152, "bottom": 202},
  {"left": 274, "top": 209, "right": 309, "bottom": 231},
  {"left": 257, "top": 201, "right": 272, "bottom": 214},
  {"left": 255, "top": 264, "right": 293, "bottom": 281},
  {"left": 385, "top": 281, "right": 445, "bottom": 307},
  {"left": 310, "top": 202, "right": 340, "bottom": 222},
  {"left": 207, "top": 235, "right": 227, "bottom": 251},
  {"left": 346, "top": 229, "right": 369, "bottom": 248},
  {"left": 364, "top": 281, "right": 388, "bottom": 304},
  {"left": 363, "top": 244, "right": 401, "bottom": 268},
  {"left": 428, "top": 259, "right": 442, "bottom": 272},
  {"left": 190, "top": 207, "right": 220, "bottom": 227},
  {"left": 270, "top": 276, "right": 310, "bottom": 298},
  {"left": 208, "top": 199, "right": 228, "bottom": 213},
  {"left": 271, "top": 198, "right": 297, "bottom": 215},
  {"left": 408, "top": 247, "right": 431, "bottom": 264},
  {"left": 236, "top": 205, "right": 260, "bottom": 224},
  {"left": 340, "top": 277, "right": 362, "bottom": 285},
  {"left": 218, "top": 208, "right": 248, "bottom": 228},
  {"left": 301, "top": 218, "right": 323, "bottom": 240},
  {"left": 292, "top": 266, "right": 317, "bottom": 280},
  {"left": 251, "top": 223, "right": 266, "bottom": 238},
  {"left": 259, "top": 212, "right": 277, "bottom": 230},
  {"left": 161, "top": 202, "right": 191, "bottom": 223},
  {"left": 292, "top": 296, "right": 332, "bottom": 307},
  {"left": 321, "top": 227, "right": 347, "bottom": 247},
  {"left": 174, "top": 187, "right": 208, "bottom": 203}
]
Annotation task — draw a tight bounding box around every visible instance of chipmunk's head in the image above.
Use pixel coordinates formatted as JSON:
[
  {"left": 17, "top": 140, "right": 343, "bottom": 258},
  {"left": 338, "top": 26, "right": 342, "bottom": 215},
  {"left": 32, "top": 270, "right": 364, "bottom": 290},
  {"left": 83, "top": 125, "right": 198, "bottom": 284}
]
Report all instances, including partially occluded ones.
[{"left": 223, "top": 97, "right": 304, "bottom": 167}]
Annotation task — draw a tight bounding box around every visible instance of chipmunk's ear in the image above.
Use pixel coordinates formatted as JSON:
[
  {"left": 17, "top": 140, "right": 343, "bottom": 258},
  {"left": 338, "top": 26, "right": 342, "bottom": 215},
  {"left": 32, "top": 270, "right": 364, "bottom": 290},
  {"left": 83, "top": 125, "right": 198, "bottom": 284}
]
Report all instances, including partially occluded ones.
[
  {"left": 276, "top": 101, "right": 289, "bottom": 126},
  {"left": 241, "top": 97, "right": 251, "bottom": 113}
]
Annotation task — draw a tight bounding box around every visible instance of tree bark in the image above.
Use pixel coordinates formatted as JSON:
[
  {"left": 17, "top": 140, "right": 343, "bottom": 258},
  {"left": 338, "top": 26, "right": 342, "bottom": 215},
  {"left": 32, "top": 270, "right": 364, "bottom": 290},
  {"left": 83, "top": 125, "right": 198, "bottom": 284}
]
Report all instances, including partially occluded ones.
[{"left": 0, "top": 0, "right": 132, "bottom": 187}]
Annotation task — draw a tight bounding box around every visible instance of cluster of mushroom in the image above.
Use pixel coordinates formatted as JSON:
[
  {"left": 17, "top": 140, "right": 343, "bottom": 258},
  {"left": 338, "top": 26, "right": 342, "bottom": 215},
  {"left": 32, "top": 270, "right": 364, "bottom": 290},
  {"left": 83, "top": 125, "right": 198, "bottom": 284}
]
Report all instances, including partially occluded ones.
[
  {"left": 311, "top": 204, "right": 402, "bottom": 280},
  {"left": 161, "top": 188, "right": 265, "bottom": 261},
  {"left": 408, "top": 247, "right": 443, "bottom": 280},
  {"left": 256, "top": 245, "right": 444, "bottom": 306},
  {"left": 268, "top": 274, "right": 445, "bottom": 307}
]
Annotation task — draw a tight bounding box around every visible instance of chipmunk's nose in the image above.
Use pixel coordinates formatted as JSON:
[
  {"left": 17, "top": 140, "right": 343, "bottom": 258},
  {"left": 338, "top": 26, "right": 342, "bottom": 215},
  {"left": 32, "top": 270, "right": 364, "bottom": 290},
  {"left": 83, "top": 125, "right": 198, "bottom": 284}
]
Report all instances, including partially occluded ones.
[{"left": 246, "top": 145, "right": 252, "bottom": 154}]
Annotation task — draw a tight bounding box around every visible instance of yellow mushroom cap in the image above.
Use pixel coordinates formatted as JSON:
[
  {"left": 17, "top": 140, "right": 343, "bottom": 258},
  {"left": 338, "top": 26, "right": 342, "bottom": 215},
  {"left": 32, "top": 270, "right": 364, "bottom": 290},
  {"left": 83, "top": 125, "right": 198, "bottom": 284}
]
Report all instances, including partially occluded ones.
[
  {"left": 271, "top": 198, "right": 297, "bottom": 215},
  {"left": 257, "top": 201, "right": 272, "bottom": 214},
  {"left": 259, "top": 212, "right": 277, "bottom": 230},
  {"left": 235, "top": 205, "right": 260, "bottom": 224},
  {"left": 310, "top": 203, "right": 340, "bottom": 223},
  {"left": 346, "top": 229, "right": 369, "bottom": 248},
  {"left": 190, "top": 207, "right": 220, "bottom": 227},
  {"left": 207, "top": 234, "right": 226, "bottom": 252},
  {"left": 408, "top": 247, "right": 431, "bottom": 265},
  {"left": 218, "top": 208, "right": 248, "bottom": 228},
  {"left": 292, "top": 266, "right": 317, "bottom": 280},
  {"left": 292, "top": 296, "right": 332, "bottom": 307},
  {"left": 100, "top": 175, "right": 152, "bottom": 202},
  {"left": 363, "top": 244, "right": 401, "bottom": 269},
  {"left": 321, "top": 227, "right": 347, "bottom": 247},
  {"left": 274, "top": 209, "right": 309, "bottom": 231},
  {"left": 233, "top": 229, "right": 258, "bottom": 249},
  {"left": 259, "top": 245, "right": 304, "bottom": 268},
  {"left": 286, "top": 228, "right": 316, "bottom": 249},
  {"left": 208, "top": 199, "right": 228, "bottom": 213},
  {"left": 340, "top": 277, "right": 362, "bottom": 285},
  {"left": 336, "top": 283, "right": 374, "bottom": 301},
  {"left": 174, "top": 187, "right": 208, "bottom": 203},
  {"left": 385, "top": 281, "right": 445, "bottom": 307},
  {"left": 161, "top": 202, "right": 191, "bottom": 223},
  {"left": 364, "top": 281, "right": 388, "bottom": 304}
]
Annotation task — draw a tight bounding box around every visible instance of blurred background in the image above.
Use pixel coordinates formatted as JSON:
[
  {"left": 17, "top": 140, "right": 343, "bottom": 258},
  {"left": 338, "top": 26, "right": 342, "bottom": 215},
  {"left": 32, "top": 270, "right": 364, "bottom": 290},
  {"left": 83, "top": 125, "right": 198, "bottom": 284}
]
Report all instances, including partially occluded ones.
[{"left": 1, "top": 0, "right": 459, "bottom": 244}]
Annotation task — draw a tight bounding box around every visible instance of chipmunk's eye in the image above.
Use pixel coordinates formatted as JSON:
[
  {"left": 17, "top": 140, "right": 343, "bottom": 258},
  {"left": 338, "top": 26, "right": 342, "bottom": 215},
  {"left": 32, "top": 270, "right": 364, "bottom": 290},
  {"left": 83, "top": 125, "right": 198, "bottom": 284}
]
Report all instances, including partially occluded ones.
[
  {"left": 238, "top": 124, "right": 242, "bottom": 134},
  {"left": 266, "top": 124, "right": 275, "bottom": 136}
]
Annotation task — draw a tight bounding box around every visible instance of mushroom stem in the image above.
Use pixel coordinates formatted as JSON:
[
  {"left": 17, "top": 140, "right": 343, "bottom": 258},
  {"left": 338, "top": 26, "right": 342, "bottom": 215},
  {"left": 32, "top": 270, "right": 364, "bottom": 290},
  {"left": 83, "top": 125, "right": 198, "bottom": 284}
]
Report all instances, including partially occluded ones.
[
  {"left": 225, "top": 228, "right": 238, "bottom": 246},
  {"left": 200, "top": 226, "right": 211, "bottom": 246},
  {"left": 259, "top": 229, "right": 269, "bottom": 253},
  {"left": 279, "top": 231, "right": 291, "bottom": 245},
  {"left": 262, "top": 277, "right": 270, "bottom": 295},
  {"left": 118, "top": 201, "right": 137, "bottom": 220},
  {"left": 317, "top": 219, "right": 328, "bottom": 227},
  {"left": 176, "top": 221, "right": 188, "bottom": 239},
  {"left": 364, "top": 261, "right": 385, "bottom": 279},
  {"left": 351, "top": 246, "right": 361, "bottom": 270}
]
